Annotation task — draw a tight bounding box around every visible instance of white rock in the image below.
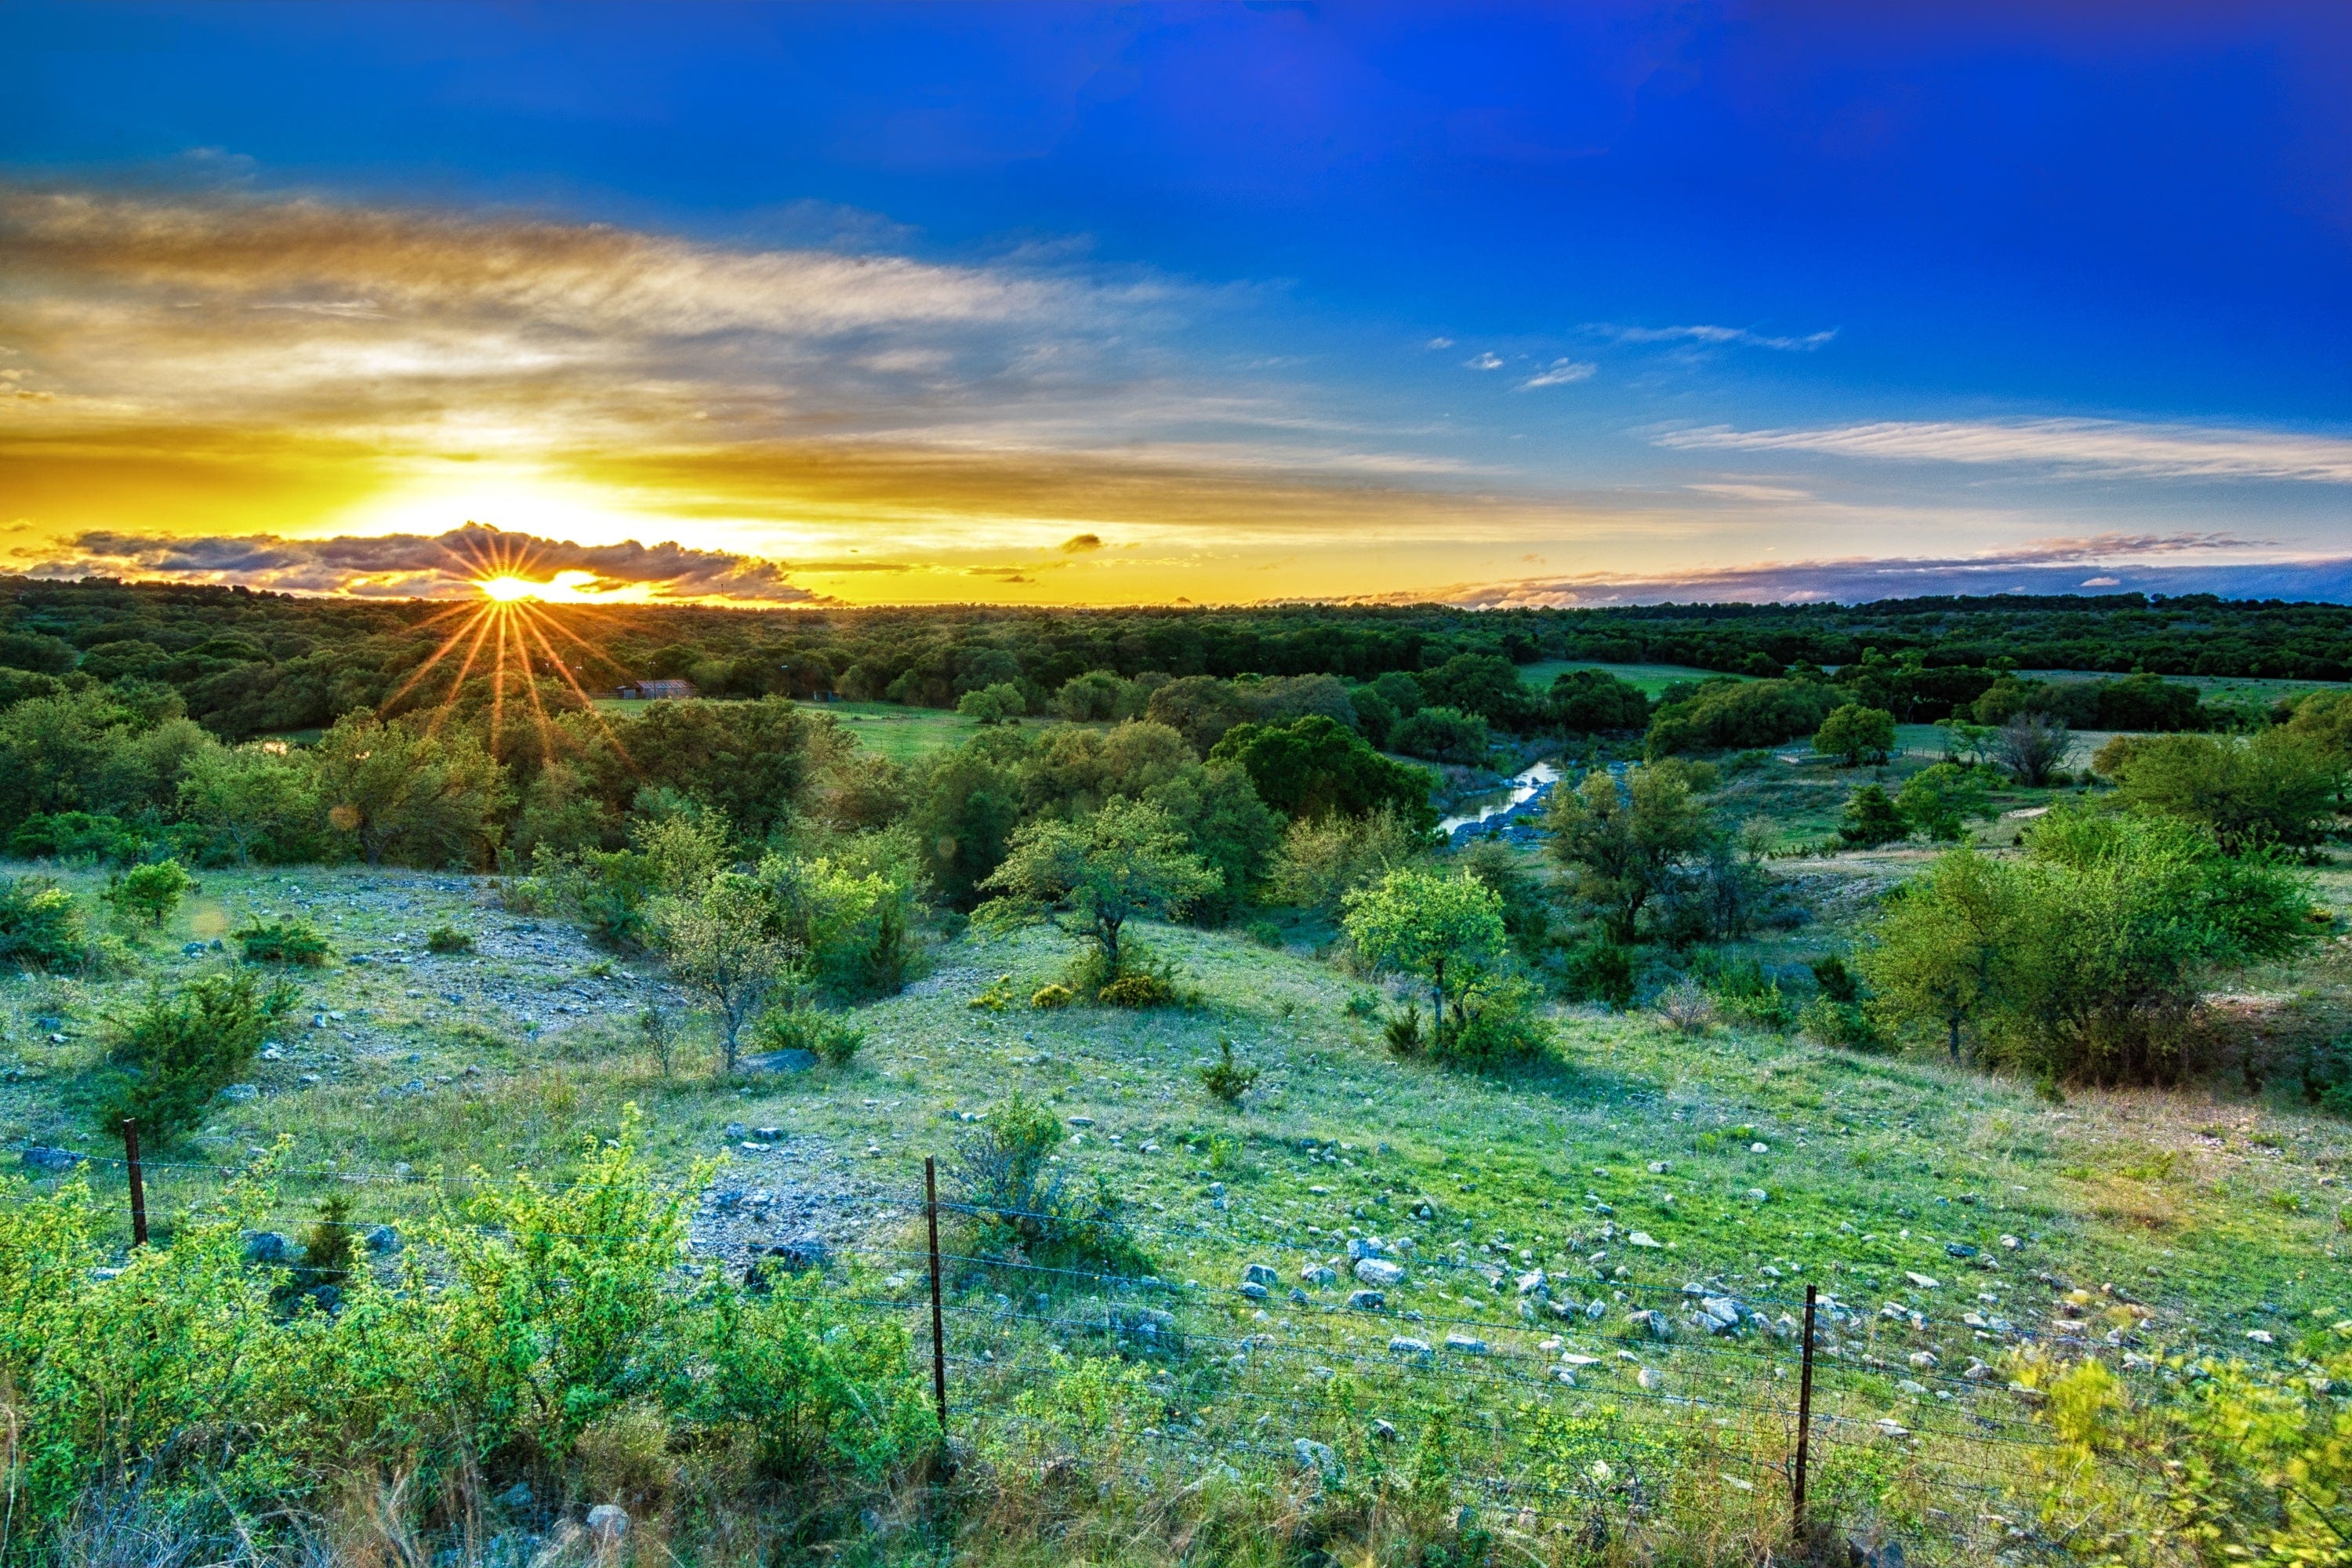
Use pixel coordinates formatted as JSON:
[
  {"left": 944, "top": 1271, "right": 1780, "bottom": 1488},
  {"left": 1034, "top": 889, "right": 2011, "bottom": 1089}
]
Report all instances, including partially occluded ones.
[
  {"left": 1443, "top": 1333, "right": 1488, "bottom": 1356},
  {"left": 585, "top": 1504, "right": 630, "bottom": 1543},
  {"left": 1904, "top": 1272, "right": 1942, "bottom": 1290},
  {"left": 1388, "top": 1336, "right": 1434, "bottom": 1362},
  {"left": 1353, "top": 1258, "right": 1406, "bottom": 1288},
  {"left": 1627, "top": 1231, "right": 1664, "bottom": 1249}
]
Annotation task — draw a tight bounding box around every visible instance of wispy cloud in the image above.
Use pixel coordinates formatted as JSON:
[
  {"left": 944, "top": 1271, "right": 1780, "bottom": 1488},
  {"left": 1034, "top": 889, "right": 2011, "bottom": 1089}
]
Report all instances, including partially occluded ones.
[
  {"left": 1684, "top": 481, "right": 1813, "bottom": 503},
  {"left": 1369, "top": 532, "right": 2350, "bottom": 609},
  {"left": 1465, "top": 351, "right": 1504, "bottom": 370},
  {"left": 1655, "top": 417, "right": 2352, "bottom": 484},
  {"left": 1594, "top": 323, "right": 1837, "bottom": 351},
  {"left": 1424, "top": 336, "right": 1455, "bottom": 350},
  {"left": 1518, "top": 358, "right": 1596, "bottom": 390}
]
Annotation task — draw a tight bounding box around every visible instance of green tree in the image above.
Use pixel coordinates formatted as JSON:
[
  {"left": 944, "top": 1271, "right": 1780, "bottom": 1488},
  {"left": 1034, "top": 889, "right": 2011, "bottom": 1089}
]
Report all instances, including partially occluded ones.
[
  {"left": 977, "top": 797, "right": 1218, "bottom": 978},
  {"left": 1544, "top": 760, "right": 1716, "bottom": 942},
  {"left": 99, "top": 970, "right": 300, "bottom": 1143},
  {"left": 177, "top": 742, "right": 320, "bottom": 865},
  {"left": 652, "top": 872, "right": 803, "bottom": 1072},
  {"left": 956, "top": 681, "right": 1026, "bottom": 725},
  {"left": 1838, "top": 782, "right": 1909, "bottom": 848},
  {"left": 907, "top": 736, "right": 1027, "bottom": 907},
  {"left": 1813, "top": 703, "right": 1897, "bottom": 767},
  {"left": 1858, "top": 849, "right": 2020, "bottom": 1061},
  {"left": 313, "top": 713, "right": 511, "bottom": 868},
  {"left": 104, "top": 859, "right": 191, "bottom": 928},
  {"left": 1896, "top": 762, "right": 1996, "bottom": 842},
  {"left": 1391, "top": 705, "right": 1490, "bottom": 764},
  {"left": 1995, "top": 711, "right": 2071, "bottom": 786},
  {"left": 1209, "top": 714, "right": 1437, "bottom": 826},
  {"left": 2108, "top": 729, "right": 2343, "bottom": 853},
  {"left": 1341, "top": 866, "right": 1509, "bottom": 1050}
]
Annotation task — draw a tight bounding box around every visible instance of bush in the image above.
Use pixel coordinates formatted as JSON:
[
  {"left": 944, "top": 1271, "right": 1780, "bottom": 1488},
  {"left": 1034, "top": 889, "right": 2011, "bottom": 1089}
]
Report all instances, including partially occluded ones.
[
  {"left": 1799, "top": 995, "right": 1886, "bottom": 1051},
  {"left": 1382, "top": 1002, "right": 1425, "bottom": 1056},
  {"left": 423, "top": 924, "right": 475, "bottom": 954},
  {"left": 2299, "top": 1035, "right": 2352, "bottom": 1116},
  {"left": 749, "top": 1005, "right": 865, "bottom": 1068},
  {"left": 98, "top": 970, "right": 300, "bottom": 1143},
  {"left": 1439, "top": 973, "right": 1554, "bottom": 1064},
  {"left": 1896, "top": 762, "right": 1998, "bottom": 841},
  {"left": 1653, "top": 981, "right": 1715, "bottom": 1033},
  {"left": 948, "top": 1092, "right": 1134, "bottom": 1268},
  {"left": 1098, "top": 971, "right": 1177, "bottom": 1008},
  {"left": 1838, "top": 783, "right": 1909, "bottom": 848},
  {"left": 235, "top": 917, "right": 330, "bottom": 966},
  {"left": 1199, "top": 1039, "right": 1259, "bottom": 1107},
  {"left": 103, "top": 858, "right": 191, "bottom": 928},
  {"left": 0, "top": 875, "right": 98, "bottom": 971},
  {"left": 1701, "top": 954, "right": 1798, "bottom": 1031},
  {"left": 9, "top": 811, "right": 155, "bottom": 866},
  {"left": 1030, "top": 982, "right": 1075, "bottom": 1009},
  {"left": 1646, "top": 677, "right": 1842, "bottom": 756},
  {"left": 1245, "top": 919, "right": 1283, "bottom": 947},
  {"left": 1560, "top": 935, "right": 1637, "bottom": 1009}
]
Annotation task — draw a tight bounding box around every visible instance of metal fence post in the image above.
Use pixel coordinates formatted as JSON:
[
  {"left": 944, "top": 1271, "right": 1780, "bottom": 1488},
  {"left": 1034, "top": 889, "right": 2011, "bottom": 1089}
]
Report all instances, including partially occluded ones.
[
  {"left": 925, "top": 1156, "right": 949, "bottom": 1437},
  {"left": 1794, "top": 1281, "right": 1817, "bottom": 1541},
  {"left": 122, "top": 1118, "right": 147, "bottom": 1248}
]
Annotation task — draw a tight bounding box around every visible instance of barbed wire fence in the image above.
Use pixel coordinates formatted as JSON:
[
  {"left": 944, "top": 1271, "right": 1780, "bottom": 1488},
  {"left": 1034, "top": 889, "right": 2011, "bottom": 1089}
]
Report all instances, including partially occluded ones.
[{"left": 9, "top": 1121, "right": 2143, "bottom": 1561}]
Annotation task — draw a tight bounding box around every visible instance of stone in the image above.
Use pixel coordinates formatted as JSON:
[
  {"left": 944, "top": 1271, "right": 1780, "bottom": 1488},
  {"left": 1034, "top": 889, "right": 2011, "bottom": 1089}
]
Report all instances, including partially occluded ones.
[
  {"left": 1944, "top": 1242, "right": 1978, "bottom": 1260},
  {"left": 1292, "top": 1439, "right": 1339, "bottom": 1475},
  {"left": 1238, "top": 1283, "right": 1270, "bottom": 1301},
  {"left": 1897, "top": 1379, "right": 1927, "bottom": 1396},
  {"left": 220, "top": 1083, "right": 260, "bottom": 1102},
  {"left": 1907, "top": 1350, "right": 1938, "bottom": 1369},
  {"left": 260, "top": 1045, "right": 286, "bottom": 1062},
  {"left": 1627, "top": 1308, "right": 1675, "bottom": 1341},
  {"left": 1515, "top": 1269, "right": 1548, "bottom": 1298},
  {"left": 1627, "top": 1231, "right": 1664, "bottom": 1249},
  {"left": 20, "top": 1146, "right": 87, "bottom": 1173},
  {"left": 182, "top": 941, "right": 208, "bottom": 956},
  {"left": 742, "top": 1049, "right": 817, "bottom": 1074},
  {"left": 241, "top": 1230, "right": 295, "bottom": 1265},
  {"left": 1345, "top": 1237, "right": 1383, "bottom": 1261},
  {"left": 1636, "top": 1366, "right": 1662, "bottom": 1390},
  {"left": 1749, "top": 1142, "right": 1769, "bottom": 1153},
  {"left": 1067, "top": 1116, "right": 1094, "bottom": 1127},
  {"left": 1904, "top": 1272, "right": 1941, "bottom": 1290},
  {"left": 584, "top": 1504, "right": 630, "bottom": 1544},
  {"left": 1443, "top": 1333, "right": 1488, "bottom": 1356},
  {"left": 496, "top": 1482, "right": 535, "bottom": 1511},
  {"left": 1585, "top": 1298, "right": 1606, "bottom": 1320},
  {"left": 753, "top": 1127, "right": 784, "bottom": 1142},
  {"left": 1962, "top": 1359, "right": 1994, "bottom": 1382},
  {"left": 1242, "top": 1261, "right": 1279, "bottom": 1287},
  {"left": 1647, "top": 1160, "right": 1671, "bottom": 1174},
  {"left": 1353, "top": 1258, "right": 1406, "bottom": 1288},
  {"left": 365, "top": 1225, "right": 401, "bottom": 1254},
  {"left": 1371, "top": 1419, "right": 1399, "bottom": 1443},
  {"left": 1300, "top": 1264, "right": 1338, "bottom": 1287},
  {"left": 1388, "top": 1335, "right": 1434, "bottom": 1362},
  {"left": 1347, "top": 1289, "right": 1385, "bottom": 1311},
  {"left": 1746, "top": 1188, "right": 1769, "bottom": 1203}
]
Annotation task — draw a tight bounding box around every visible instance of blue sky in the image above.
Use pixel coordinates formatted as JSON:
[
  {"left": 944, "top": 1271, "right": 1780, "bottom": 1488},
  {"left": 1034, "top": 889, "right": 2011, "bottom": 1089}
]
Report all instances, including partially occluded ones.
[{"left": 5, "top": 2, "right": 2350, "bottom": 604}]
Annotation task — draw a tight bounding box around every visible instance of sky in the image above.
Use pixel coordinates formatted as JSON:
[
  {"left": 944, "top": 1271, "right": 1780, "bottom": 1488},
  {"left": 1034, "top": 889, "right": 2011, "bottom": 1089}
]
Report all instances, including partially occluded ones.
[{"left": 4, "top": 1, "right": 2352, "bottom": 608}]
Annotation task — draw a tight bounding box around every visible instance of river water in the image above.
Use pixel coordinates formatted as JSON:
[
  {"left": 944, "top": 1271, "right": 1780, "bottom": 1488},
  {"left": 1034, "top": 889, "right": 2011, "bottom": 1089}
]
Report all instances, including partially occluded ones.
[{"left": 1437, "top": 758, "right": 1562, "bottom": 837}]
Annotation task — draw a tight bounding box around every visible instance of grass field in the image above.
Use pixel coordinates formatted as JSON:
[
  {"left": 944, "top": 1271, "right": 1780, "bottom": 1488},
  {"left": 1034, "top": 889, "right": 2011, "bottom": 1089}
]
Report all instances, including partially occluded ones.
[
  {"left": 1519, "top": 659, "right": 1744, "bottom": 696},
  {"left": 594, "top": 696, "right": 1066, "bottom": 762},
  {"left": 7, "top": 835, "right": 2348, "bottom": 1560}
]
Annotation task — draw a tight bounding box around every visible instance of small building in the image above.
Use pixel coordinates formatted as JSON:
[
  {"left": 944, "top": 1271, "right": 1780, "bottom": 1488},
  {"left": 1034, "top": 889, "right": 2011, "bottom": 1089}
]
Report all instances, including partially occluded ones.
[{"left": 616, "top": 678, "right": 698, "bottom": 702}]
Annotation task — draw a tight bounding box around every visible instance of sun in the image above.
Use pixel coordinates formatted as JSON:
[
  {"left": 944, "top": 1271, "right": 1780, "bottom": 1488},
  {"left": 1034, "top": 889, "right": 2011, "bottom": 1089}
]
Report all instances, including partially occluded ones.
[{"left": 473, "top": 570, "right": 620, "bottom": 604}]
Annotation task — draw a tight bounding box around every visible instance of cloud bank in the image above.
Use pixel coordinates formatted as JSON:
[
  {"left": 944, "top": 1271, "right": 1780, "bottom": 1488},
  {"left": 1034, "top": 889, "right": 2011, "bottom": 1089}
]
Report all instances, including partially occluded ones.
[
  {"left": 1353, "top": 535, "right": 2352, "bottom": 609},
  {"left": 21, "top": 524, "right": 819, "bottom": 603}
]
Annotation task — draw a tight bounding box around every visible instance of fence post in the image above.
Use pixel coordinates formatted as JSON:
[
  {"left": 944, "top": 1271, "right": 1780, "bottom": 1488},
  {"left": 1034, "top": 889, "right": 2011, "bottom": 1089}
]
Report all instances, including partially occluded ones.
[
  {"left": 1793, "top": 1281, "right": 1817, "bottom": 1542},
  {"left": 122, "top": 1118, "right": 148, "bottom": 1248},
  {"left": 924, "top": 1155, "right": 949, "bottom": 1438}
]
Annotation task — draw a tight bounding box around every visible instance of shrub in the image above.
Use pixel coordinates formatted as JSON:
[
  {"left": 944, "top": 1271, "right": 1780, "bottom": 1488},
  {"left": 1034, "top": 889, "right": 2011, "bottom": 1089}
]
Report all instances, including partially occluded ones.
[
  {"left": 1701, "top": 954, "right": 1798, "bottom": 1031},
  {"left": 1391, "top": 705, "right": 1490, "bottom": 765},
  {"left": 103, "top": 858, "right": 191, "bottom": 928},
  {"left": 1560, "top": 935, "right": 1638, "bottom": 1010},
  {"left": 969, "top": 973, "right": 1018, "bottom": 1011},
  {"left": 750, "top": 1004, "right": 865, "bottom": 1068},
  {"left": 1098, "top": 971, "right": 1176, "bottom": 1008},
  {"left": 1838, "top": 783, "right": 1909, "bottom": 848},
  {"left": 1897, "top": 762, "right": 1998, "bottom": 841},
  {"left": 2299, "top": 1035, "right": 2352, "bottom": 1116},
  {"left": 423, "top": 924, "right": 474, "bottom": 954},
  {"left": 2107, "top": 729, "right": 2345, "bottom": 854},
  {"left": 98, "top": 970, "right": 299, "bottom": 1143},
  {"left": 1245, "top": 919, "right": 1283, "bottom": 947},
  {"left": 1382, "top": 1002, "right": 1425, "bottom": 1057},
  {"left": 948, "top": 1091, "right": 1134, "bottom": 1268},
  {"left": 1199, "top": 1039, "right": 1259, "bottom": 1107},
  {"left": 1654, "top": 982, "right": 1715, "bottom": 1033},
  {"left": 638, "top": 1004, "right": 679, "bottom": 1076},
  {"left": 1799, "top": 995, "right": 1886, "bottom": 1051},
  {"left": 1030, "top": 982, "right": 1075, "bottom": 1009},
  {"left": 1996, "top": 711, "right": 2071, "bottom": 786},
  {"left": 1439, "top": 973, "right": 1554, "bottom": 1065},
  {"left": 234, "top": 917, "right": 330, "bottom": 966},
  {"left": 0, "top": 875, "right": 98, "bottom": 971},
  {"left": 9, "top": 811, "right": 152, "bottom": 866}
]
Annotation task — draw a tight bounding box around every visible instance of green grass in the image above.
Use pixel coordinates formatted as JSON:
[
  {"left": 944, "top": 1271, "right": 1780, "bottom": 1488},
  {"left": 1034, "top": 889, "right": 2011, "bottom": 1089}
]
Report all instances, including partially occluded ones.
[
  {"left": 9, "top": 855, "right": 2349, "bottom": 1560},
  {"left": 592, "top": 695, "right": 1069, "bottom": 761},
  {"left": 1519, "top": 659, "right": 1747, "bottom": 697}
]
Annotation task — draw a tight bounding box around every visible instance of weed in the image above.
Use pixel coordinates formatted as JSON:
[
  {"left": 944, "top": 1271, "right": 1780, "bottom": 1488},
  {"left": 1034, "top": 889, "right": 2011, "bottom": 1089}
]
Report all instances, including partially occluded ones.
[
  {"left": 1383, "top": 1001, "right": 1425, "bottom": 1057},
  {"left": 423, "top": 924, "right": 476, "bottom": 955},
  {"left": 1200, "top": 1038, "right": 1259, "bottom": 1108},
  {"left": 637, "top": 1005, "right": 678, "bottom": 1076},
  {"left": 96, "top": 969, "right": 301, "bottom": 1143},
  {"left": 236, "top": 917, "right": 331, "bottom": 967}
]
